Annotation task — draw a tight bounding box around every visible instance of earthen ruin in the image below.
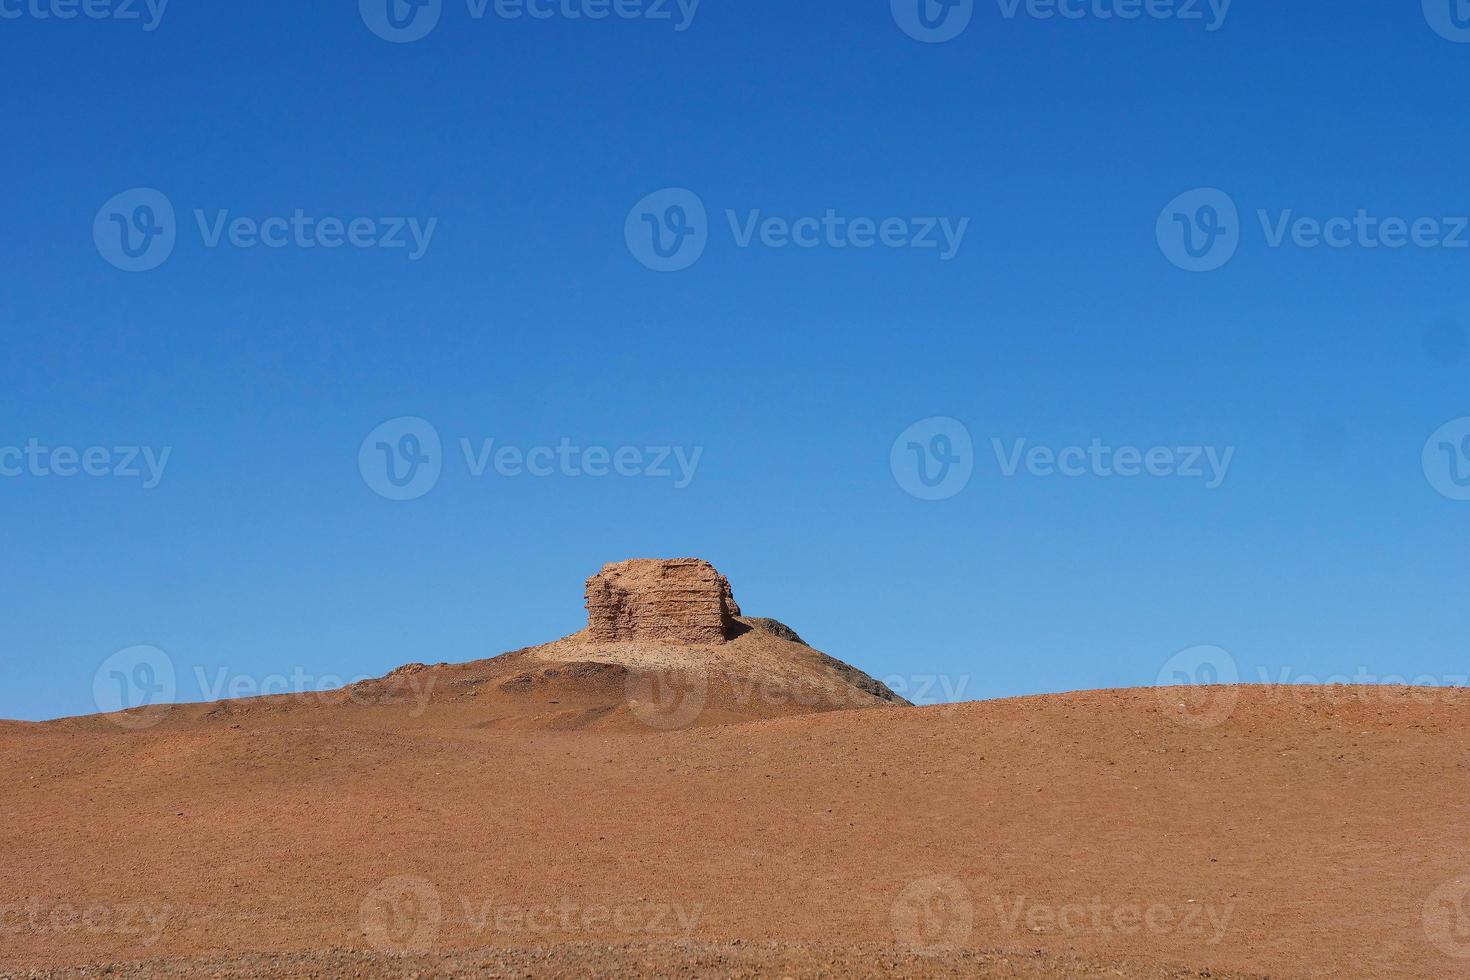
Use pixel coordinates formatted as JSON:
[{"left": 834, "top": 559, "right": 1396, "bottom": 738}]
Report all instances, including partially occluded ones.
[{"left": 585, "top": 558, "right": 742, "bottom": 644}]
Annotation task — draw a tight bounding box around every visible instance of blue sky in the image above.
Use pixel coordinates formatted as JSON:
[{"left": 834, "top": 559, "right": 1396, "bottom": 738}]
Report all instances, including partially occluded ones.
[{"left": 3, "top": 0, "right": 1470, "bottom": 720}]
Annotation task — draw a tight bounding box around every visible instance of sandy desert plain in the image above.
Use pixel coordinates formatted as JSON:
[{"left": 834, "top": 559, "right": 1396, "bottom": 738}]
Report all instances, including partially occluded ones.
[{"left": 2, "top": 559, "right": 1467, "bottom": 979}]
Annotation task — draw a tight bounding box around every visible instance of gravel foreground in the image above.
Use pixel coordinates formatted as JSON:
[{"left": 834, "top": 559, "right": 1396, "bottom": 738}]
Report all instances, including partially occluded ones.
[
  {"left": 13, "top": 686, "right": 1449, "bottom": 978},
  {"left": 0, "top": 942, "right": 1271, "bottom": 979}
]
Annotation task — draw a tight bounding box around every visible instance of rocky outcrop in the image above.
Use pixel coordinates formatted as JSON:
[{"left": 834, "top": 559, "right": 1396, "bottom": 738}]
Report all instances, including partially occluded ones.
[
  {"left": 745, "top": 618, "right": 808, "bottom": 646},
  {"left": 585, "top": 559, "right": 742, "bottom": 644}
]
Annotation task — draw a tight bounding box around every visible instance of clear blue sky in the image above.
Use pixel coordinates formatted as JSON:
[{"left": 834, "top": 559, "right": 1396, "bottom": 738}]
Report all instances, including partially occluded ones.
[{"left": 4, "top": 0, "right": 1470, "bottom": 721}]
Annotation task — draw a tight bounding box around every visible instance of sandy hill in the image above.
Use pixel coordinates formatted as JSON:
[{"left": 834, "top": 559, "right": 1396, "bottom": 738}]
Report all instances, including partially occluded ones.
[
  {"left": 46, "top": 559, "right": 906, "bottom": 738},
  {"left": 2, "top": 561, "right": 1467, "bottom": 979},
  {"left": 46, "top": 616, "right": 906, "bottom": 738}
]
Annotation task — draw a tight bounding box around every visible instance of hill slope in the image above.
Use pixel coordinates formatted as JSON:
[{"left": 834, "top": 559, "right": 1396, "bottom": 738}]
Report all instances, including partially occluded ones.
[
  {"left": 3, "top": 685, "right": 1467, "bottom": 978},
  {"left": 43, "top": 617, "right": 906, "bottom": 737}
]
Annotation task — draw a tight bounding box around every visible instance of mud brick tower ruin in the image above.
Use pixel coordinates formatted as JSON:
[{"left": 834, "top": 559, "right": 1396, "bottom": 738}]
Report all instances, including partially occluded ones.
[{"left": 585, "top": 559, "right": 742, "bottom": 645}]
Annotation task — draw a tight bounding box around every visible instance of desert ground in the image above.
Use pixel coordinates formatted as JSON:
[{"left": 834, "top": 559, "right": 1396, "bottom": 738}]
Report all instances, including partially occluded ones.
[{"left": 2, "top": 562, "right": 1467, "bottom": 978}]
